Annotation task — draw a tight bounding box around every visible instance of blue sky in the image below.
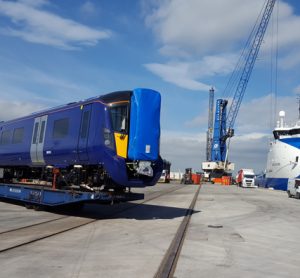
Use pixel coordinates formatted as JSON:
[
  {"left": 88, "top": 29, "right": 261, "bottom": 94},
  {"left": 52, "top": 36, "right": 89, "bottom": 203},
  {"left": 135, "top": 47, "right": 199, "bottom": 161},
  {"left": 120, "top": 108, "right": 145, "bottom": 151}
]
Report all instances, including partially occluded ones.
[{"left": 0, "top": 0, "right": 300, "bottom": 174}]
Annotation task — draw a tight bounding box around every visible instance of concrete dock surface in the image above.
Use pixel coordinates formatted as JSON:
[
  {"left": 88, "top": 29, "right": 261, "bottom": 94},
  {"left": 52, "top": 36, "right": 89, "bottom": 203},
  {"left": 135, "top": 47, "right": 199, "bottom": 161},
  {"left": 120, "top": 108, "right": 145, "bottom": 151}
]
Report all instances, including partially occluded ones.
[
  {"left": 0, "top": 183, "right": 300, "bottom": 278},
  {"left": 175, "top": 183, "right": 300, "bottom": 278}
]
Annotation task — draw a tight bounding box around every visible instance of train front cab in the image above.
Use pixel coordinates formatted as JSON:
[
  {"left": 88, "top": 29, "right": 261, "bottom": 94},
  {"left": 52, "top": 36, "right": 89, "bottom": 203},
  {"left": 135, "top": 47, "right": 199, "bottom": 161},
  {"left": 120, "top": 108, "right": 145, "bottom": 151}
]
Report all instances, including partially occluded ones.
[{"left": 105, "top": 88, "right": 163, "bottom": 187}]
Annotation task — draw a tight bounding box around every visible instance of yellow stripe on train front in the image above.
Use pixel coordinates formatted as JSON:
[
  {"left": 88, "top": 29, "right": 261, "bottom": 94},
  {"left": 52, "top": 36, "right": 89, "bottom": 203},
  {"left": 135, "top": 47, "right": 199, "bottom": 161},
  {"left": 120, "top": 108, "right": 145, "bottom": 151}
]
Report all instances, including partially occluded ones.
[{"left": 114, "top": 132, "right": 128, "bottom": 158}]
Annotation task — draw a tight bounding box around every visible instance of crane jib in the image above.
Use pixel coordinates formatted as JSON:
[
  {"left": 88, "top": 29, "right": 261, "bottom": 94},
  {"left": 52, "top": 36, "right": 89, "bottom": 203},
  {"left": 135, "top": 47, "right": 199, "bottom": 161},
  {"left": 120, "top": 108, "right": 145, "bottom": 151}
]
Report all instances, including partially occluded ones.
[
  {"left": 226, "top": 0, "right": 276, "bottom": 132},
  {"left": 210, "top": 0, "right": 276, "bottom": 166}
]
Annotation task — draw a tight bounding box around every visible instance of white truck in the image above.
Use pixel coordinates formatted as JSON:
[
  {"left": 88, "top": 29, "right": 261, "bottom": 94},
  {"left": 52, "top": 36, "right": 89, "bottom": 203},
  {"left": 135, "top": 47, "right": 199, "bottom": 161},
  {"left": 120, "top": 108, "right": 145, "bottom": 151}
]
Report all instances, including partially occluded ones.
[
  {"left": 287, "top": 178, "right": 300, "bottom": 199},
  {"left": 158, "top": 169, "right": 170, "bottom": 183},
  {"left": 237, "top": 169, "right": 256, "bottom": 188}
]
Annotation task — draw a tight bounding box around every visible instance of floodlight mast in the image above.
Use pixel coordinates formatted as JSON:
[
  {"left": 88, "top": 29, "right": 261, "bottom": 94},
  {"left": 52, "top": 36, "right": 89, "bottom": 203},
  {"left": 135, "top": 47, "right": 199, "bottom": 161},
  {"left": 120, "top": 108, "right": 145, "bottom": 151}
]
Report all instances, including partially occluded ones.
[{"left": 206, "top": 87, "right": 214, "bottom": 161}]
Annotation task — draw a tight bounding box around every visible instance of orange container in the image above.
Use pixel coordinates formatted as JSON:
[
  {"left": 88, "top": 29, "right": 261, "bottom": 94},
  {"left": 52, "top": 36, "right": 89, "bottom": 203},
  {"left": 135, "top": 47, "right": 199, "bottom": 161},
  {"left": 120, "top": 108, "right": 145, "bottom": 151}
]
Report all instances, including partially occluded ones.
[
  {"left": 213, "top": 178, "right": 223, "bottom": 184},
  {"left": 222, "top": 176, "right": 231, "bottom": 186},
  {"left": 192, "top": 174, "right": 201, "bottom": 184}
]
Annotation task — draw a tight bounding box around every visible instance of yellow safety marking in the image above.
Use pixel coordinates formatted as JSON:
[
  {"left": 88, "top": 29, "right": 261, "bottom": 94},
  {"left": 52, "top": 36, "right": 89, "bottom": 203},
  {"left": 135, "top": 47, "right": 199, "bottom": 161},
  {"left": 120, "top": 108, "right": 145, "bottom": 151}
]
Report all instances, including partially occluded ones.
[{"left": 114, "top": 132, "right": 128, "bottom": 158}]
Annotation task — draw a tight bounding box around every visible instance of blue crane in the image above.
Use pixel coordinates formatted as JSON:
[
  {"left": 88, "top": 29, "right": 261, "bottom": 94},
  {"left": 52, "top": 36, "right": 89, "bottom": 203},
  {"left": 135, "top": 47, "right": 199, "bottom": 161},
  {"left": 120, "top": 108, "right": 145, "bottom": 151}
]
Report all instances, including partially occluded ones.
[{"left": 211, "top": 0, "right": 276, "bottom": 166}]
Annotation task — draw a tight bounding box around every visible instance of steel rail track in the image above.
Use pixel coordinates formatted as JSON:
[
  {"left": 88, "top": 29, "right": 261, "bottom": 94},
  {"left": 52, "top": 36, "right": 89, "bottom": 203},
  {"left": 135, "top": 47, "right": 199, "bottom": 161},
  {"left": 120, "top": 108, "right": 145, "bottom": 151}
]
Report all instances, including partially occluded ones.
[
  {"left": 0, "top": 184, "right": 186, "bottom": 253},
  {"left": 154, "top": 185, "right": 201, "bottom": 278},
  {"left": 0, "top": 216, "right": 69, "bottom": 235}
]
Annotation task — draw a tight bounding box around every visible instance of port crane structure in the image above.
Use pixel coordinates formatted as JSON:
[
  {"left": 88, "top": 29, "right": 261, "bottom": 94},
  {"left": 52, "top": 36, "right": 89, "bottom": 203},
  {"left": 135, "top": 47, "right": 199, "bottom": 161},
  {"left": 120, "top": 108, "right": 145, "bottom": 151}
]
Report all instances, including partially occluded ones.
[{"left": 202, "top": 0, "right": 276, "bottom": 180}]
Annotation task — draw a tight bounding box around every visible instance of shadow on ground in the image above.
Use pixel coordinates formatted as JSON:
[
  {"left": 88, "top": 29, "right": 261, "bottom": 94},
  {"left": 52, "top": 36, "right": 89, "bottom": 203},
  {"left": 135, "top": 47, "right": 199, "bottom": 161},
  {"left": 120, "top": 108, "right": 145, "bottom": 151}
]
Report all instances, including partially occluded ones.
[
  {"left": 82, "top": 202, "right": 200, "bottom": 220},
  {"left": 0, "top": 197, "right": 200, "bottom": 221},
  {"left": 52, "top": 201, "right": 201, "bottom": 220}
]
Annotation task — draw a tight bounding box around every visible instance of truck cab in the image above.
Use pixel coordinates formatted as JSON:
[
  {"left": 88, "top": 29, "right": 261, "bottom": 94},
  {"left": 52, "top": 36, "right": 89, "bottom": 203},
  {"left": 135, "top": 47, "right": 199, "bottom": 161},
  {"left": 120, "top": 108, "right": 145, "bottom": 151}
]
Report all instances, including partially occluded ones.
[
  {"left": 287, "top": 178, "right": 300, "bottom": 199},
  {"left": 237, "top": 169, "right": 256, "bottom": 188}
]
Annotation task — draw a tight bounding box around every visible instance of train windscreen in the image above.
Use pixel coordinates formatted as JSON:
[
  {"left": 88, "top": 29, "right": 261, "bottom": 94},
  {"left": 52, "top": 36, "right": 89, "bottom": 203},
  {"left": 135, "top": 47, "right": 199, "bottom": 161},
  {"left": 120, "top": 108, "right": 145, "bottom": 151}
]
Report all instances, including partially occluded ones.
[{"left": 109, "top": 104, "right": 129, "bottom": 134}]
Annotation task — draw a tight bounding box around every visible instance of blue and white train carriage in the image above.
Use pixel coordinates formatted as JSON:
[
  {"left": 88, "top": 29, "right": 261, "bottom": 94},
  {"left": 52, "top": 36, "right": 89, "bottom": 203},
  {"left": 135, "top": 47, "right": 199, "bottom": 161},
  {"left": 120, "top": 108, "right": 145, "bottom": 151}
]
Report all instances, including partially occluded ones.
[{"left": 0, "top": 88, "right": 163, "bottom": 205}]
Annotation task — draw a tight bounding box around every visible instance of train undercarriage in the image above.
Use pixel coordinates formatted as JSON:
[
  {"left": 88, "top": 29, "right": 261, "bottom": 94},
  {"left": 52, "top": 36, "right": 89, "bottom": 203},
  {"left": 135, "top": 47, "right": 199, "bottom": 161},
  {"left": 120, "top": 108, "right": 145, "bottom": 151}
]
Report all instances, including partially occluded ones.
[
  {"left": 0, "top": 160, "right": 158, "bottom": 193},
  {"left": 0, "top": 165, "right": 124, "bottom": 192}
]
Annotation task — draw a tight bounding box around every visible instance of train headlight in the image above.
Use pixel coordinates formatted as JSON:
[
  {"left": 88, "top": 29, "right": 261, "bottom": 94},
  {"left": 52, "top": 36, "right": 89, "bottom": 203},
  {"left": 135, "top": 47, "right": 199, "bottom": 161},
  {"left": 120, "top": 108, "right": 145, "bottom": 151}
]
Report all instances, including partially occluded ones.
[
  {"left": 103, "top": 128, "right": 114, "bottom": 149},
  {"left": 136, "top": 161, "right": 153, "bottom": 177}
]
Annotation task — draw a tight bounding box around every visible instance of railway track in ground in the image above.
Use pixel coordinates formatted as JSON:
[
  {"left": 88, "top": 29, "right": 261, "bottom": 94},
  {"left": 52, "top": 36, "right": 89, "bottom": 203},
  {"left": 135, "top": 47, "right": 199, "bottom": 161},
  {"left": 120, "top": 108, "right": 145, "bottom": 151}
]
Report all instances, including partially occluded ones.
[
  {"left": 0, "top": 184, "right": 187, "bottom": 253},
  {"left": 155, "top": 184, "right": 201, "bottom": 278}
]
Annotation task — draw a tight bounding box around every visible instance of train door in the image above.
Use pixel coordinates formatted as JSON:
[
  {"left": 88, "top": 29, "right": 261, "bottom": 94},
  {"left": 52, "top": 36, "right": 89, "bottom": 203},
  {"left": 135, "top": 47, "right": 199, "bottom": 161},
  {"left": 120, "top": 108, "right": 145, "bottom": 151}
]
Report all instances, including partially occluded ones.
[
  {"left": 109, "top": 102, "right": 129, "bottom": 158},
  {"left": 77, "top": 105, "right": 92, "bottom": 161},
  {"left": 30, "top": 115, "right": 48, "bottom": 165}
]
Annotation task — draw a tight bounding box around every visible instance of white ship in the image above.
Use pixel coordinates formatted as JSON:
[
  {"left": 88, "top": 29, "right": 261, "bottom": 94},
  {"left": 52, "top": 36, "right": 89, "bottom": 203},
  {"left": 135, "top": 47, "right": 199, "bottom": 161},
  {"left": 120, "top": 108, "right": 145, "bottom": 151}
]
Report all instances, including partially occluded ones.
[{"left": 260, "top": 111, "right": 300, "bottom": 190}]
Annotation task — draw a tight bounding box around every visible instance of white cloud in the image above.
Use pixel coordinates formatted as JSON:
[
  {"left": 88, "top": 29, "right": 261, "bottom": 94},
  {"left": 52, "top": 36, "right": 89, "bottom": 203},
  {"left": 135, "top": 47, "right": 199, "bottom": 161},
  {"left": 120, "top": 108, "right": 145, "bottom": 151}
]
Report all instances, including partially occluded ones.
[
  {"left": 144, "top": 0, "right": 266, "bottom": 56},
  {"left": 143, "top": 0, "right": 300, "bottom": 89},
  {"left": 160, "top": 129, "right": 270, "bottom": 174},
  {"left": 185, "top": 93, "right": 299, "bottom": 133},
  {"left": 229, "top": 133, "right": 270, "bottom": 173},
  {"left": 261, "top": 1, "right": 300, "bottom": 69},
  {"left": 19, "top": 0, "right": 48, "bottom": 7},
  {"left": 145, "top": 62, "right": 211, "bottom": 91},
  {"left": 0, "top": 100, "right": 45, "bottom": 121},
  {"left": 145, "top": 0, "right": 300, "bottom": 60},
  {"left": 142, "top": 0, "right": 265, "bottom": 89},
  {"left": 279, "top": 51, "right": 300, "bottom": 70},
  {"left": 236, "top": 94, "right": 299, "bottom": 133},
  {"left": 80, "top": 1, "right": 98, "bottom": 17},
  {"left": 0, "top": 0, "right": 111, "bottom": 49},
  {"left": 185, "top": 114, "right": 208, "bottom": 128},
  {"left": 160, "top": 130, "right": 206, "bottom": 172},
  {"left": 145, "top": 53, "right": 237, "bottom": 91},
  {"left": 294, "top": 85, "right": 300, "bottom": 94}
]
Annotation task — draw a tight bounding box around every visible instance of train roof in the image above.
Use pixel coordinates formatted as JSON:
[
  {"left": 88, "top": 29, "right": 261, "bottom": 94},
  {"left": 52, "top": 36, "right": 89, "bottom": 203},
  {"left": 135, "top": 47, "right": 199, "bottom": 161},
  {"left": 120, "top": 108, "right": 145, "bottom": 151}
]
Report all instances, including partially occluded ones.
[
  {"left": 1, "top": 90, "right": 132, "bottom": 125},
  {"left": 98, "top": 90, "right": 131, "bottom": 103}
]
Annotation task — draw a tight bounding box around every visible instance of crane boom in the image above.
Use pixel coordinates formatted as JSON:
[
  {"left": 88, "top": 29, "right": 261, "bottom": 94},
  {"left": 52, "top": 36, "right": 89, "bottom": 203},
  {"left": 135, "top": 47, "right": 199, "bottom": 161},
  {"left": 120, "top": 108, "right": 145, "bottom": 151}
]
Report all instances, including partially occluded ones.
[
  {"left": 226, "top": 0, "right": 276, "bottom": 137},
  {"left": 202, "top": 0, "right": 276, "bottom": 180}
]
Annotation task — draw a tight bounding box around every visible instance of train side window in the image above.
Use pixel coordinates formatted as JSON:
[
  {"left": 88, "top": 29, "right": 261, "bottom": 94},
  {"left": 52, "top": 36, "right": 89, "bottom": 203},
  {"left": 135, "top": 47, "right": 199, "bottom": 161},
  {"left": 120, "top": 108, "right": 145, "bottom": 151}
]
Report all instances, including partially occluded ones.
[
  {"left": 0, "top": 130, "right": 11, "bottom": 145},
  {"left": 296, "top": 156, "right": 299, "bottom": 163},
  {"left": 12, "top": 127, "right": 24, "bottom": 144},
  {"left": 53, "top": 118, "right": 69, "bottom": 139},
  {"left": 80, "top": 111, "right": 90, "bottom": 139},
  {"left": 39, "top": 121, "right": 46, "bottom": 143},
  {"left": 32, "top": 122, "right": 39, "bottom": 144}
]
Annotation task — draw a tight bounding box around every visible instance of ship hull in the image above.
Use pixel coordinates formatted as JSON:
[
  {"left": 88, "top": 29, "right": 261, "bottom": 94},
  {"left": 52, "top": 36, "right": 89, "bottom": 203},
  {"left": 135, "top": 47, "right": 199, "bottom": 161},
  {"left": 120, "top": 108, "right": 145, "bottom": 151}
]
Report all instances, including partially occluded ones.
[{"left": 261, "top": 139, "right": 300, "bottom": 191}]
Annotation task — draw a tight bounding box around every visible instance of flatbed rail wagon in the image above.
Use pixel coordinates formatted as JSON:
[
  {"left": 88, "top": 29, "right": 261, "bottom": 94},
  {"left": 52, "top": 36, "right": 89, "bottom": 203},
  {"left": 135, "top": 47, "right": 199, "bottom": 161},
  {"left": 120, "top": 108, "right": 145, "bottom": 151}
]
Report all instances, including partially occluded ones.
[{"left": 0, "top": 183, "right": 143, "bottom": 207}]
